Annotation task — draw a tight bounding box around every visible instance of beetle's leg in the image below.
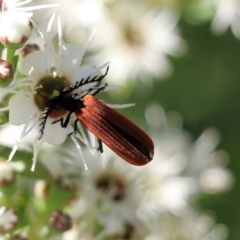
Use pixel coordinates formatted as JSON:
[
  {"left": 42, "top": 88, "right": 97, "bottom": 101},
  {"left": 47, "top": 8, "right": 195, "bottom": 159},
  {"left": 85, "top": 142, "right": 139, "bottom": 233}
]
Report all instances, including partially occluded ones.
[
  {"left": 97, "top": 139, "right": 103, "bottom": 153},
  {"left": 52, "top": 111, "right": 73, "bottom": 128}
]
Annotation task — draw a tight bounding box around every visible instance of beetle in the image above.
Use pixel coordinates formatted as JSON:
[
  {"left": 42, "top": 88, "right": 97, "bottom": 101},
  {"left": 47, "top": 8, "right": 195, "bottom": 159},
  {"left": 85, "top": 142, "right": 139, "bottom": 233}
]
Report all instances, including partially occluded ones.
[{"left": 39, "top": 67, "right": 154, "bottom": 166}]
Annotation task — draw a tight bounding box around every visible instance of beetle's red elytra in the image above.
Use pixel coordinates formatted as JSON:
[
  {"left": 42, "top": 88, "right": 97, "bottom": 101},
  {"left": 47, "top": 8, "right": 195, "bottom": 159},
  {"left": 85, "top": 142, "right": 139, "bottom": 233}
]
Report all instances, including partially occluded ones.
[{"left": 76, "top": 95, "right": 154, "bottom": 166}]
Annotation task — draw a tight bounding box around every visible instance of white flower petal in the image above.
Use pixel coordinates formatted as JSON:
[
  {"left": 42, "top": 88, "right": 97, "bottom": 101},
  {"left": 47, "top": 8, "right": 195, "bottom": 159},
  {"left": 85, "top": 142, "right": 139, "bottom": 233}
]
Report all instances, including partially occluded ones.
[
  {"left": 9, "top": 93, "right": 36, "bottom": 125},
  {"left": 21, "top": 50, "right": 48, "bottom": 78},
  {"left": 58, "top": 43, "right": 85, "bottom": 73},
  {"left": 210, "top": 0, "right": 240, "bottom": 38},
  {"left": 41, "top": 121, "right": 67, "bottom": 145}
]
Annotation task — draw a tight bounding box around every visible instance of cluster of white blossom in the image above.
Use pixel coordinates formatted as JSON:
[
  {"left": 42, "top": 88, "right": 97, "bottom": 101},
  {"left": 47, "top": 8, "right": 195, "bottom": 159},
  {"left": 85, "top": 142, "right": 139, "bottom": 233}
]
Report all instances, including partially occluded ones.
[
  {"left": 0, "top": 0, "right": 234, "bottom": 240},
  {"left": 32, "top": 0, "right": 187, "bottom": 87},
  {"left": 35, "top": 106, "right": 232, "bottom": 239}
]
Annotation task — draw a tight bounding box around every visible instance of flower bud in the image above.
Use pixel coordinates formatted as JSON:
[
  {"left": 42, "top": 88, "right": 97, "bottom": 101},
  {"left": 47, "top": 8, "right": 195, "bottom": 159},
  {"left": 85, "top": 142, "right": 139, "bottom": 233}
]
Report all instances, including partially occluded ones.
[
  {"left": 0, "top": 11, "right": 32, "bottom": 49},
  {"left": 0, "top": 160, "right": 20, "bottom": 198},
  {"left": 49, "top": 211, "right": 72, "bottom": 232},
  {"left": 0, "top": 160, "right": 15, "bottom": 187},
  {"left": 0, "top": 59, "right": 13, "bottom": 87}
]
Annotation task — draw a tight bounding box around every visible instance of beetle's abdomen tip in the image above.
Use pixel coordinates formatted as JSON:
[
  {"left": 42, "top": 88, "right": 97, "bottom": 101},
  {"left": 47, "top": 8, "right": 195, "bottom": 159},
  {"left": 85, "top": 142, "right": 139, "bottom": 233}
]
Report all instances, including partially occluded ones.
[{"left": 149, "top": 150, "right": 154, "bottom": 160}]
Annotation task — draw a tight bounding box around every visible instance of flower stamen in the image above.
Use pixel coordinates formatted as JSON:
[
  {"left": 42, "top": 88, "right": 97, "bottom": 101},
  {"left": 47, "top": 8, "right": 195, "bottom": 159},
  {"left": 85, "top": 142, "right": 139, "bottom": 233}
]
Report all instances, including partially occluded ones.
[
  {"left": 68, "top": 130, "right": 88, "bottom": 170},
  {"left": 33, "top": 85, "right": 43, "bottom": 94},
  {"left": 8, "top": 113, "right": 39, "bottom": 163},
  {"left": 106, "top": 103, "right": 135, "bottom": 109},
  {"left": 77, "top": 122, "right": 93, "bottom": 153}
]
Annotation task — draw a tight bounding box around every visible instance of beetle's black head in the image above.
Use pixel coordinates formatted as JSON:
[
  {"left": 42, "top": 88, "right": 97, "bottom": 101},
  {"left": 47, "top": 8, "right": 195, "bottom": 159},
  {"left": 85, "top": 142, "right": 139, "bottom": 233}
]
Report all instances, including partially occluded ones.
[{"left": 56, "top": 93, "right": 85, "bottom": 112}]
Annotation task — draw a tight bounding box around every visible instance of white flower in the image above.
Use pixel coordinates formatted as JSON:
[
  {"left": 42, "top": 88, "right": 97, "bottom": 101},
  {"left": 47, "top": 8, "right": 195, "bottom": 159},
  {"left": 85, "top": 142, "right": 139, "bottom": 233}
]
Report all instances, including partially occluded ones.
[
  {"left": 65, "top": 147, "right": 147, "bottom": 239},
  {"left": 140, "top": 104, "right": 233, "bottom": 216},
  {"left": 0, "top": 207, "right": 18, "bottom": 233},
  {"left": 199, "top": 167, "right": 233, "bottom": 194},
  {"left": 211, "top": 0, "right": 240, "bottom": 38},
  {"left": 143, "top": 210, "right": 228, "bottom": 240},
  {"left": 1, "top": 15, "right": 113, "bottom": 171},
  {"left": 189, "top": 128, "right": 233, "bottom": 194},
  {"left": 89, "top": 165, "right": 139, "bottom": 233},
  {"left": 139, "top": 129, "right": 196, "bottom": 216},
  {"left": 90, "top": 1, "right": 186, "bottom": 85}
]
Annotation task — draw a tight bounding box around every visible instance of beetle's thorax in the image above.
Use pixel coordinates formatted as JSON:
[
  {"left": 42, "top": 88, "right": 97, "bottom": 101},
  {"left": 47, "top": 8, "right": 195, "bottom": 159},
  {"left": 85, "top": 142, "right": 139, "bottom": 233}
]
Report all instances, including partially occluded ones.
[{"left": 52, "top": 94, "right": 85, "bottom": 113}]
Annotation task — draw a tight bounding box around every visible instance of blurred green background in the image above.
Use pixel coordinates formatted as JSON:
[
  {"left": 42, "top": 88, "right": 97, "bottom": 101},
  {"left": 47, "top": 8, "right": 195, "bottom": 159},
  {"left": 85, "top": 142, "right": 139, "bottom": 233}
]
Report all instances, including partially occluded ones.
[{"left": 132, "top": 19, "right": 240, "bottom": 240}]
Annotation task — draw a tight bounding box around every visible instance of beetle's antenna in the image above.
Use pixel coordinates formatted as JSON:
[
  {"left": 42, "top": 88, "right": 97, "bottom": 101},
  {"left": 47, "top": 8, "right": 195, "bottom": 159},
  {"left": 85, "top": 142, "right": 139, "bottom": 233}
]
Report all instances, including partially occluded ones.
[
  {"left": 61, "top": 66, "right": 109, "bottom": 95},
  {"left": 80, "top": 83, "right": 108, "bottom": 99},
  {"left": 38, "top": 103, "right": 53, "bottom": 140}
]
